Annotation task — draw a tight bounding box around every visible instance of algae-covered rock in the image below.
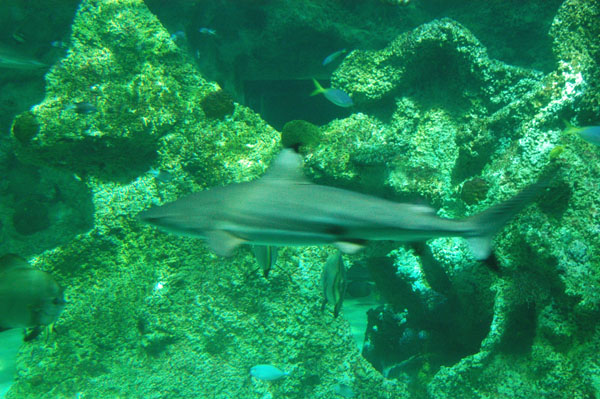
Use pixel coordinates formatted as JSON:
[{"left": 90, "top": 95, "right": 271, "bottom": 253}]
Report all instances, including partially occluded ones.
[
  {"left": 6, "top": 1, "right": 600, "bottom": 398},
  {"left": 6, "top": 1, "right": 403, "bottom": 399},
  {"left": 11, "top": 111, "right": 40, "bottom": 144},
  {"left": 304, "top": 3, "right": 600, "bottom": 398},
  {"left": 333, "top": 18, "right": 543, "bottom": 109},
  {"left": 550, "top": 0, "right": 600, "bottom": 122},
  {"left": 12, "top": 0, "right": 212, "bottom": 182},
  {"left": 200, "top": 89, "right": 235, "bottom": 120},
  {"left": 281, "top": 119, "right": 322, "bottom": 151}
]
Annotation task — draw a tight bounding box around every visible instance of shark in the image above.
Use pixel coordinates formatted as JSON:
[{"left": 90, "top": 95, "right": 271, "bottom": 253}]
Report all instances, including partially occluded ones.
[{"left": 139, "top": 149, "right": 546, "bottom": 259}]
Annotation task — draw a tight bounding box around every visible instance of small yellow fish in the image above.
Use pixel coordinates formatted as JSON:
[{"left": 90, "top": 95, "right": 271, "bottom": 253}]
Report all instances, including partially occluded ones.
[{"left": 548, "top": 145, "right": 564, "bottom": 160}]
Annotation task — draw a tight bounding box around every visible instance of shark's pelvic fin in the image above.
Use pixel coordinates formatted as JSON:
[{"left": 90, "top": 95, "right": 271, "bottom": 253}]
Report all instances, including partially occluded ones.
[
  {"left": 206, "top": 230, "right": 247, "bottom": 256},
  {"left": 334, "top": 241, "right": 366, "bottom": 254}
]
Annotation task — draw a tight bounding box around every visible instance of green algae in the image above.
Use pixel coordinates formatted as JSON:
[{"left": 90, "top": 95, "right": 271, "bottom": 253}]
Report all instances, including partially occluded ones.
[
  {"left": 11, "top": 111, "right": 40, "bottom": 144},
  {"left": 281, "top": 119, "right": 322, "bottom": 152},
  {"left": 200, "top": 89, "right": 236, "bottom": 120}
]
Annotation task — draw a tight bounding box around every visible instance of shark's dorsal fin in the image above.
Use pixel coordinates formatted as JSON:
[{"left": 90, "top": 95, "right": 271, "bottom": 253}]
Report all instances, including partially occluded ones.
[{"left": 262, "top": 149, "right": 309, "bottom": 183}]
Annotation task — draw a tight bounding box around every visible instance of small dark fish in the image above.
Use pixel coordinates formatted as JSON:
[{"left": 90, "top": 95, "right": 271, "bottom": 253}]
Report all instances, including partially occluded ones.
[
  {"left": 251, "top": 245, "right": 278, "bottom": 277},
  {"left": 0, "top": 254, "right": 65, "bottom": 331},
  {"left": 147, "top": 168, "right": 174, "bottom": 183},
  {"left": 321, "top": 251, "right": 347, "bottom": 318},
  {"left": 250, "top": 364, "right": 289, "bottom": 381},
  {"left": 311, "top": 79, "right": 353, "bottom": 107},
  {"left": 65, "top": 102, "right": 97, "bottom": 115},
  {"left": 322, "top": 49, "right": 347, "bottom": 66}
]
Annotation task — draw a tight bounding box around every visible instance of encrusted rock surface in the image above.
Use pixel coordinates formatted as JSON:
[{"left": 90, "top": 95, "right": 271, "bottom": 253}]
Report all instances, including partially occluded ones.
[{"left": 6, "top": 0, "right": 600, "bottom": 398}]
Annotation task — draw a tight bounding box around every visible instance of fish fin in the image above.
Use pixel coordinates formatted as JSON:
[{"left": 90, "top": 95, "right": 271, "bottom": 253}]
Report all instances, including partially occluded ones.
[
  {"left": 206, "top": 230, "right": 246, "bottom": 256},
  {"left": 465, "top": 236, "right": 493, "bottom": 261},
  {"left": 0, "top": 253, "right": 30, "bottom": 272},
  {"left": 333, "top": 301, "right": 343, "bottom": 318},
  {"left": 561, "top": 119, "right": 579, "bottom": 135},
  {"left": 334, "top": 241, "right": 365, "bottom": 254},
  {"left": 251, "top": 245, "right": 277, "bottom": 277},
  {"left": 465, "top": 176, "right": 551, "bottom": 260},
  {"left": 310, "top": 78, "right": 325, "bottom": 96},
  {"left": 262, "top": 149, "right": 309, "bottom": 182}
]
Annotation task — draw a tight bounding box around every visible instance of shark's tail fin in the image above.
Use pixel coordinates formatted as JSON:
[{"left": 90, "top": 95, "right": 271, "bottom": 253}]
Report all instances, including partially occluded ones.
[{"left": 464, "top": 176, "right": 551, "bottom": 260}]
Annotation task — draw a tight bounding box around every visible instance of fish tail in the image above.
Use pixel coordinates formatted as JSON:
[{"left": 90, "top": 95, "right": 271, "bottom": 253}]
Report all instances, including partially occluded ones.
[
  {"left": 464, "top": 175, "right": 551, "bottom": 260},
  {"left": 311, "top": 78, "right": 325, "bottom": 96},
  {"left": 561, "top": 119, "right": 579, "bottom": 135}
]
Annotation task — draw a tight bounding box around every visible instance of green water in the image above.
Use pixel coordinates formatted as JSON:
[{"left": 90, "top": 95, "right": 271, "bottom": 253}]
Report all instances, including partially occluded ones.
[{"left": 0, "top": 0, "right": 598, "bottom": 398}]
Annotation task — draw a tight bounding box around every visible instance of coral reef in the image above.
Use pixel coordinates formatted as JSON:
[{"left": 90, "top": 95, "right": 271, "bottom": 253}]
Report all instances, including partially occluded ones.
[
  {"left": 305, "top": 1, "right": 600, "bottom": 398},
  {"left": 5, "top": 0, "right": 600, "bottom": 398},
  {"left": 12, "top": 0, "right": 214, "bottom": 182},
  {"left": 7, "top": 1, "right": 402, "bottom": 398},
  {"left": 460, "top": 178, "right": 489, "bottom": 205}
]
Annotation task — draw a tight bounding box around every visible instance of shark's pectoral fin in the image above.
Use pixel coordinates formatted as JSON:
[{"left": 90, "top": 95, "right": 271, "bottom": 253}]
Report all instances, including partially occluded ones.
[
  {"left": 334, "top": 241, "right": 366, "bottom": 254},
  {"left": 206, "top": 230, "right": 247, "bottom": 256}
]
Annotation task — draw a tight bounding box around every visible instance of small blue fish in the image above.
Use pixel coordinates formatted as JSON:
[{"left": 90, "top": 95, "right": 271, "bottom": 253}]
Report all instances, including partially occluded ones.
[
  {"left": 65, "top": 102, "right": 97, "bottom": 114},
  {"left": 250, "top": 364, "right": 289, "bottom": 381},
  {"left": 198, "top": 27, "right": 217, "bottom": 36},
  {"left": 322, "top": 49, "right": 347, "bottom": 66},
  {"left": 170, "top": 31, "right": 186, "bottom": 41},
  {"left": 147, "top": 168, "right": 174, "bottom": 183},
  {"left": 564, "top": 122, "right": 600, "bottom": 146},
  {"left": 333, "top": 383, "right": 355, "bottom": 398},
  {"left": 50, "top": 40, "right": 67, "bottom": 49},
  {"left": 311, "top": 79, "right": 353, "bottom": 108}
]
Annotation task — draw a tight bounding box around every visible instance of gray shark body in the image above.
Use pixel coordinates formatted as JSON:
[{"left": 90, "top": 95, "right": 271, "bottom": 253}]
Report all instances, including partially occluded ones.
[{"left": 139, "top": 149, "right": 544, "bottom": 259}]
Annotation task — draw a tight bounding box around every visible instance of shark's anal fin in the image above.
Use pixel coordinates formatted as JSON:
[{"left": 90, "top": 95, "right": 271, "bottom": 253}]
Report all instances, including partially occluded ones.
[{"left": 206, "top": 230, "right": 246, "bottom": 256}]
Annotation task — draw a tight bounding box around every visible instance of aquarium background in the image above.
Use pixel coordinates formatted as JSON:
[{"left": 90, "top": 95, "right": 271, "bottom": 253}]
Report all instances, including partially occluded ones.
[{"left": 0, "top": 0, "right": 599, "bottom": 398}]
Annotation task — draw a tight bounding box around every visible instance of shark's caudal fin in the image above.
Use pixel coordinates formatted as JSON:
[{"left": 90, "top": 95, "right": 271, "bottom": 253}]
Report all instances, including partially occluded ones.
[{"left": 465, "top": 176, "right": 551, "bottom": 260}]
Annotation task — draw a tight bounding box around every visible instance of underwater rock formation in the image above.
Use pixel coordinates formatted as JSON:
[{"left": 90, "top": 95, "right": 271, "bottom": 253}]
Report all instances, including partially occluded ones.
[
  {"left": 307, "top": 0, "right": 600, "bottom": 398},
  {"left": 7, "top": 1, "right": 401, "bottom": 399},
  {"left": 5, "top": 0, "right": 600, "bottom": 399},
  {"left": 333, "top": 18, "right": 543, "bottom": 108}
]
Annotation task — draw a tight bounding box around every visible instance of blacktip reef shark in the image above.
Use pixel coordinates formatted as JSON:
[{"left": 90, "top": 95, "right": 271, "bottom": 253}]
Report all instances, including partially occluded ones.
[{"left": 139, "top": 149, "right": 546, "bottom": 260}]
